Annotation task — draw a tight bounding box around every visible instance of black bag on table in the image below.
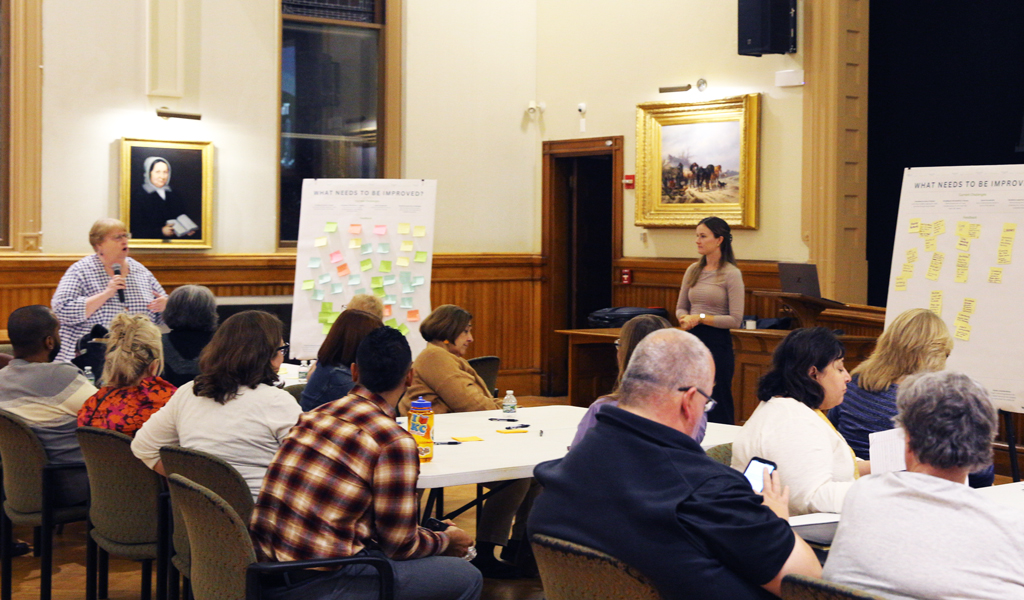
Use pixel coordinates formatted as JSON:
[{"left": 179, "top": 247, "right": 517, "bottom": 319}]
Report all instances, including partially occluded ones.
[{"left": 587, "top": 307, "right": 671, "bottom": 329}]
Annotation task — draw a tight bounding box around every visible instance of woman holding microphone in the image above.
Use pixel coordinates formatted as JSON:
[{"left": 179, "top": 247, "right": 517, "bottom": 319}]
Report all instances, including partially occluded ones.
[
  {"left": 52, "top": 218, "right": 167, "bottom": 363},
  {"left": 676, "top": 216, "right": 744, "bottom": 424}
]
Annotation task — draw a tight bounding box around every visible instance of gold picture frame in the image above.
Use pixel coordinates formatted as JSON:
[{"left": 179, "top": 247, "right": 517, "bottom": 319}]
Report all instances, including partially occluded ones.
[
  {"left": 119, "top": 138, "right": 213, "bottom": 249},
  {"left": 634, "top": 94, "right": 760, "bottom": 229}
]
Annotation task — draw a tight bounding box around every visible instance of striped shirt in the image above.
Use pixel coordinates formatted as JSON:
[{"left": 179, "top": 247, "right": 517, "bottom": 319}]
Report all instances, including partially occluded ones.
[
  {"left": 829, "top": 376, "right": 897, "bottom": 460},
  {"left": 52, "top": 255, "right": 165, "bottom": 363},
  {"left": 250, "top": 385, "right": 448, "bottom": 562}
]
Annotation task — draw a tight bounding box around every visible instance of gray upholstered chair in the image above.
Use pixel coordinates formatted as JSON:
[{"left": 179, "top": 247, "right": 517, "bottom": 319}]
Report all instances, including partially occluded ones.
[
  {"left": 781, "top": 574, "right": 884, "bottom": 599},
  {"left": 282, "top": 384, "right": 305, "bottom": 404},
  {"left": 76, "top": 426, "right": 166, "bottom": 600},
  {"left": 0, "top": 409, "right": 88, "bottom": 600},
  {"left": 467, "top": 356, "right": 501, "bottom": 398},
  {"left": 531, "top": 533, "right": 661, "bottom": 600},
  {"left": 166, "top": 473, "right": 393, "bottom": 600},
  {"left": 704, "top": 442, "right": 733, "bottom": 466}
]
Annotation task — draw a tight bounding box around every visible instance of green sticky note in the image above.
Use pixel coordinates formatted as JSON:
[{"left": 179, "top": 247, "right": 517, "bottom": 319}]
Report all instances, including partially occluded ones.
[
  {"left": 378, "top": 243, "right": 390, "bottom": 254},
  {"left": 385, "top": 318, "right": 399, "bottom": 328},
  {"left": 400, "top": 297, "right": 414, "bottom": 309},
  {"left": 328, "top": 312, "right": 341, "bottom": 324},
  {"left": 379, "top": 260, "right": 392, "bottom": 273},
  {"left": 353, "top": 288, "right": 366, "bottom": 295},
  {"left": 398, "top": 324, "right": 410, "bottom": 335},
  {"left": 348, "top": 275, "right": 361, "bottom": 286},
  {"left": 402, "top": 283, "right": 414, "bottom": 294},
  {"left": 318, "top": 274, "right": 331, "bottom": 284},
  {"left": 361, "top": 244, "right": 373, "bottom": 255},
  {"left": 360, "top": 259, "right": 373, "bottom": 272},
  {"left": 312, "top": 289, "right": 324, "bottom": 301},
  {"left": 373, "top": 287, "right": 386, "bottom": 298},
  {"left": 318, "top": 314, "right": 329, "bottom": 324},
  {"left": 383, "top": 275, "right": 396, "bottom": 286},
  {"left": 324, "top": 222, "right": 338, "bottom": 233},
  {"left": 413, "top": 276, "right": 425, "bottom": 286},
  {"left": 308, "top": 257, "right": 321, "bottom": 268},
  {"left": 321, "top": 302, "right": 333, "bottom": 314},
  {"left": 399, "top": 271, "right": 412, "bottom": 283},
  {"left": 384, "top": 294, "right": 397, "bottom": 305},
  {"left": 414, "top": 251, "right": 428, "bottom": 263},
  {"left": 322, "top": 323, "right": 332, "bottom": 335},
  {"left": 371, "top": 276, "right": 384, "bottom": 288},
  {"left": 331, "top": 284, "right": 344, "bottom": 295},
  {"left": 302, "top": 280, "right": 315, "bottom": 290}
]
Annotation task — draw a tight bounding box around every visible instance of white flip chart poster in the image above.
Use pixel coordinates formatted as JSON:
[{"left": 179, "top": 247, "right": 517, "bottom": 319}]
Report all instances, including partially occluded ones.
[
  {"left": 886, "top": 165, "right": 1024, "bottom": 412},
  {"left": 290, "top": 179, "right": 437, "bottom": 360}
]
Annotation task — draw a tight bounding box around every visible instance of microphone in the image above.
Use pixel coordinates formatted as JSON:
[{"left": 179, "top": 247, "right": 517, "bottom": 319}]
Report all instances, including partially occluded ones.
[{"left": 112, "top": 263, "right": 126, "bottom": 303}]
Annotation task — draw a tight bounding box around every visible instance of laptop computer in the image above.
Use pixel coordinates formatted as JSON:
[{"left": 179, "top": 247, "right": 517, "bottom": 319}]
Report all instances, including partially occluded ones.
[{"left": 777, "top": 263, "right": 840, "bottom": 304}]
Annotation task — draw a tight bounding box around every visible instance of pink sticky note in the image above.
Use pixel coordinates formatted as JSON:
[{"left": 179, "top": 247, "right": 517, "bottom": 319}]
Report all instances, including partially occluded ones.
[
  {"left": 374, "top": 224, "right": 387, "bottom": 235},
  {"left": 336, "top": 263, "right": 351, "bottom": 276},
  {"left": 349, "top": 224, "right": 362, "bottom": 234},
  {"left": 383, "top": 305, "right": 392, "bottom": 317},
  {"left": 329, "top": 251, "right": 344, "bottom": 264},
  {"left": 407, "top": 309, "right": 420, "bottom": 322}
]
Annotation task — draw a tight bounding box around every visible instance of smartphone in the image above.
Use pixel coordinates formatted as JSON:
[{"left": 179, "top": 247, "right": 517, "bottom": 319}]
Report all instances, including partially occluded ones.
[
  {"left": 423, "top": 517, "right": 450, "bottom": 532},
  {"left": 742, "top": 457, "right": 777, "bottom": 494}
]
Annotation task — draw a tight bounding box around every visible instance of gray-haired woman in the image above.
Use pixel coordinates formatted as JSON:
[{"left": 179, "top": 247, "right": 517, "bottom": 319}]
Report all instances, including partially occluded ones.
[{"left": 161, "top": 285, "right": 218, "bottom": 387}]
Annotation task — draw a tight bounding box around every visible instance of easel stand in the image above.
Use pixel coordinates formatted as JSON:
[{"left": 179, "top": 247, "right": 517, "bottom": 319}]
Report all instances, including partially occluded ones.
[{"left": 1001, "top": 410, "right": 1020, "bottom": 482}]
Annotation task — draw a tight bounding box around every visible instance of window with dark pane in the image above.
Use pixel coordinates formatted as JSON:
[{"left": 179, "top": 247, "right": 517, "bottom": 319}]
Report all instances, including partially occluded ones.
[{"left": 282, "top": 0, "right": 377, "bottom": 24}]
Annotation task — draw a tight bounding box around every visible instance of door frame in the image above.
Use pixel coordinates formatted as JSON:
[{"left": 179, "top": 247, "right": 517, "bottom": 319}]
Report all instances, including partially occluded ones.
[{"left": 540, "top": 136, "right": 623, "bottom": 395}]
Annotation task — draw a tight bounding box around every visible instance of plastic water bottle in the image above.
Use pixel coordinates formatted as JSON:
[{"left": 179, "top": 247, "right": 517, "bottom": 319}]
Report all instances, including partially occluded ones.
[
  {"left": 83, "top": 366, "right": 95, "bottom": 385},
  {"left": 408, "top": 397, "right": 434, "bottom": 462},
  {"left": 298, "top": 360, "right": 309, "bottom": 382},
  {"left": 502, "top": 390, "right": 517, "bottom": 413}
]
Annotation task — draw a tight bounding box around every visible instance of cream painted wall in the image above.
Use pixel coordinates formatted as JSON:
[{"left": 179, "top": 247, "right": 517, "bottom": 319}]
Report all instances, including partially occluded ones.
[
  {"left": 536, "top": 0, "right": 808, "bottom": 262},
  {"left": 40, "top": 0, "right": 280, "bottom": 254},
  {"left": 403, "top": 0, "right": 540, "bottom": 253}
]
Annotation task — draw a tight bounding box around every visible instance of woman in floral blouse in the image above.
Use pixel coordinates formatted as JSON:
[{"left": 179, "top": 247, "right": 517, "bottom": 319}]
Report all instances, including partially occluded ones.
[{"left": 78, "top": 312, "right": 176, "bottom": 436}]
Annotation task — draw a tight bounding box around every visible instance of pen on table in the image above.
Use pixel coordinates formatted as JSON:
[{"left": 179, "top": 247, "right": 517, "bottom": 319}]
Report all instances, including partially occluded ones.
[
  {"left": 505, "top": 424, "right": 530, "bottom": 430},
  {"left": 435, "top": 441, "right": 461, "bottom": 445},
  {"left": 489, "top": 418, "right": 518, "bottom": 422}
]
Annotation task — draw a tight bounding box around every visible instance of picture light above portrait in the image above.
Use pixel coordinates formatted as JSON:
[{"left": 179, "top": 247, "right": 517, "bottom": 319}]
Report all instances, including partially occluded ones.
[
  {"left": 156, "top": 107, "right": 202, "bottom": 121},
  {"left": 659, "top": 79, "right": 708, "bottom": 94}
]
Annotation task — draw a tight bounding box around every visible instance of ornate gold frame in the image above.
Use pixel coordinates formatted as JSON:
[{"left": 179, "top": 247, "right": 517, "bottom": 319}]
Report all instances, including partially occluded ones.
[
  {"left": 634, "top": 94, "right": 760, "bottom": 229},
  {"left": 119, "top": 138, "right": 213, "bottom": 249}
]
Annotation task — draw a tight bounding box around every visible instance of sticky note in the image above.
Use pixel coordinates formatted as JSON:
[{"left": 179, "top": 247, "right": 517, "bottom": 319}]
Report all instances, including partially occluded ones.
[
  {"left": 1003, "top": 223, "right": 1017, "bottom": 237},
  {"left": 380, "top": 260, "right": 392, "bottom": 273},
  {"left": 413, "top": 225, "right": 426, "bottom": 237},
  {"left": 452, "top": 436, "right": 484, "bottom": 442},
  {"left": 954, "top": 323, "right": 971, "bottom": 342},
  {"left": 906, "top": 248, "right": 918, "bottom": 263},
  {"left": 331, "top": 284, "right": 344, "bottom": 295},
  {"left": 398, "top": 324, "right": 411, "bottom": 335},
  {"left": 919, "top": 222, "right": 933, "bottom": 237},
  {"left": 325, "top": 222, "right": 338, "bottom": 233},
  {"left": 312, "top": 289, "right": 324, "bottom": 301},
  {"left": 962, "top": 298, "right": 976, "bottom": 314},
  {"left": 998, "top": 244, "right": 1013, "bottom": 265},
  {"left": 330, "top": 251, "right": 344, "bottom": 264},
  {"left": 902, "top": 263, "right": 914, "bottom": 278},
  {"left": 955, "top": 312, "right": 971, "bottom": 326},
  {"left": 384, "top": 294, "right": 397, "bottom": 305},
  {"left": 955, "top": 252, "right": 970, "bottom": 270},
  {"left": 413, "top": 276, "right": 425, "bottom": 286},
  {"left": 318, "top": 274, "right": 331, "bottom": 284},
  {"left": 929, "top": 290, "right": 942, "bottom": 316},
  {"left": 933, "top": 219, "right": 945, "bottom": 235},
  {"left": 361, "top": 244, "right": 373, "bottom": 255},
  {"left": 407, "top": 309, "right": 420, "bottom": 322},
  {"left": 385, "top": 318, "right": 399, "bottom": 328},
  {"left": 373, "top": 287, "right": 386, "bottom": 298},
  {"left": 349, "top": 238, "right": 362, "bottom": 249},
  {"left": 314, "top": 237, "right": 328, "bottom": 247},
  {"left": 909, "top": 219, "right": 921, "bottom": 234},
  {"left": 328, "top": 312, "right": 340, "bottom": 324},
  {"left": 925, "top": 252, "right": 944, "bottom": 281},
  {"left": 374, "top": 224, "right": 387, "bottom": 235},
  {"left": 402, "top": 283, "right": 414, "bottom": 294},
  {"left": 955, "top": 268, "right": 968, "bottom": 283},
  {"left": 988, "top": 267, "right": 1003, "bottom": 284},
  {"left": 302, "top": 280, "right": 315, "bottom": 291},
  {"left": 400, "top": 297, "right": 414, "bottom": 309},
  {"left": 360, "top": 259, "right": 373, "bottom": 272},
  {"left": 320, "top": 302, "right": 333, "bottom": 313},
  {"left": 414, "top": 251, "right": 428, "bottom": 263},
  {"left": 318, "top": 314, "right": 329, "bottom": 324},
  {"left": 894, "top": 277, "right": 907, "bottom": 292},
  {"left": 382, "top": 275, "right": 395, "bottom": 286},
  {"left": 336, "top": 263, "right": 351, "bottom": 276},
  {"left": 353, "top": 288, "right": 366, "bottom": 296},
  {"left": 348, "top": 274, "right": 361, "bottom": 285},
  {"left": 956, "top": 221, "right": 969, "bottom": 236},
  {"left": 924, "top": 237, "right": 937, "bottom": 252},
  {"left": 956, "top": 236, "right": 970, "bottom": 252},
  {"left": 322, "top": 323, "right": 332, "bottom": 335},
  {"left": 397, "top": 257, "right": 410, "bottom": 267},
  {"left": 307, "top": 257, "right": 321, "bottom": 269},
  {"left": 398, "top": 223, "right": 411, "bottom": 235},
  {"left": 968, "top": 223, "right": 981, "bottom": 239},
  {"left": 378, "top": 243, "right": 391, "bottom": 254},
  {"left": 383, "top": 305, "right": 392, "bottom": 317},
  {"left": 399, "top": 272, "right": 412, "bottom": 283},
  {"left": 349, "top": 224, "right": 362, "bottom": 234},
  {"left": 371, "top": 276, "right": 384, "bottom": 288},
  {"left": 401, "top": 240, "right": 414, "bottom": 252}
]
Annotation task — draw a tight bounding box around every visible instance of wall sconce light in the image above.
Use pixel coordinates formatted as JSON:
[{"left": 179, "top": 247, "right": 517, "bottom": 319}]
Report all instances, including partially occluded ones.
[{"left": 157, "top": 107, "right": 202, "bottom": 121}]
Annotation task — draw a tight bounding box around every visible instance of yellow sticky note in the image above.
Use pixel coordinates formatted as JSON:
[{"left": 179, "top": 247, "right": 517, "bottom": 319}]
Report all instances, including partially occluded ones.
[
  {"left": 954, "top": 323, "right": 971, "bottom": 342},
  {"left": 956, "top": 221, "right": 969, "bottom": 237},
  {"left": 924, "top": 237, "right": 937, "bottom": 252},
  {"left": 398, "top": 223, "right": 411, "bottom": 235},
  {"left": 919, "top": 222, "right": 933, "bottom": 238},
  {"left": 400, "top": 240, "right": 414, "bottom": 252},
  {"left": 413, "top": 226, "right": 427, "bottom": 237},
  {"left": 1003, "top": 222, "right": 1017, "bottom": 238},
  {"left": 955, "top": 236, "right": 971, "bottom": 252},
  {"left": 925, "top": 252, "right": 944, "bottom": 281},
  {"left": 349, "top": 238, "right": 362, "bottom": 249},
  {"left": 497, "top": 429, "right": 529, "bottom": 434},
  {"left": 988, "top": 267, "right": 1003, "bottom": 284},
  {"left": 962, "top": 298, "right": 976, "bottom": 314},
  {"left": 933, "top": 219, "right": 946, "bottom": 235},
  {"left": 956, "top": 253, "right": 970, "bottom": 269},
  {"left": 968, "top": 223, "right": 982, "bottom": 239},
  {"left": 909, "top": 219, "right": 921, "bottom": 234},
  {"left": 314, "top": 237, "right": 328, "bottom": 247},
  {"left": 452, "top": 436, "right": 484, "bottom": 442},
  {"left": 955, "top": 268, "right": 968, "bottom": 283},
  {"left": 894, "top": 277, "right": 907, "bottom": 291},
  {"left": 324, "top": 222, "right": 338, "bottom": 233},
  {"left": 902, "top": 263, "right": 914, "bottom": 278},
  {"left": 396, "top": 256, "right": 410, "bottom": 267},
  {"left": 999, "top": 235, "right": 1014, "bottom": 248},
  {"left": 322, "top": 323, "right": 332, "bottom": 335},
  {"left": 998, "top": 246, "right": 1012, "bottom": 265},
  {"left": 301, "top": 280, "right": 315, "bottom": 290},
  {"left": 955, "top": 312, "right": 971, "bottom": 327},
  {"left": 929, "top": 290, "right": 943, "bottom": 317},
  {"left": 906, "top": 248, "right": 918, "bottom": 263}
]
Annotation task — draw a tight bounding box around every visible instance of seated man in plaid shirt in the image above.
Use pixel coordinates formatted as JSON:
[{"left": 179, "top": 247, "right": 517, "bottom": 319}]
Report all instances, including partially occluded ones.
[{"left": 251, "top": 327, "right": 481, "bottom": 600}]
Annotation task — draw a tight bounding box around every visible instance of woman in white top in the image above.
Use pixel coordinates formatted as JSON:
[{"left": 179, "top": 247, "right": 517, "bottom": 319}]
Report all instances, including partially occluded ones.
[
  {"left": 731, "top": 327, "right": 870, "bottom": 515},
  {"left": 132, "top": 310, "right": 301, "bottom": 500}
]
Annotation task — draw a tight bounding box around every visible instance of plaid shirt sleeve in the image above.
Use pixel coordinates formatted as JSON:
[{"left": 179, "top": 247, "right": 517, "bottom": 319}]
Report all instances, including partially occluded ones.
[
  {"left": 372, "top": 436, "right": 449, "bottom": 559},
  {"left": 52, "top": 259, "right": 91, "bottom": 325}
]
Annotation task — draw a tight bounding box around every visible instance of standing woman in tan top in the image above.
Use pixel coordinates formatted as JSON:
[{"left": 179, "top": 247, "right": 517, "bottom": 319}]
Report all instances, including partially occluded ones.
[{"left": 676, "top": 216, "right": 745, "bottom": 424}]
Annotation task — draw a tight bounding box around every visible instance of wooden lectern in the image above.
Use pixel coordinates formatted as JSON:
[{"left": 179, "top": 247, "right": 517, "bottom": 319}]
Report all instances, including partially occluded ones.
[{"left": 752, "top": 291, "right": 847, "bottom": 328}]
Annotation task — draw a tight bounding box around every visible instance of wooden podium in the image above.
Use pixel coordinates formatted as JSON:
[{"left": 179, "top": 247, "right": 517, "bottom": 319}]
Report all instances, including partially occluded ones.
[{"left": 752, "top": 291, "right": 847, "bottom": 328}]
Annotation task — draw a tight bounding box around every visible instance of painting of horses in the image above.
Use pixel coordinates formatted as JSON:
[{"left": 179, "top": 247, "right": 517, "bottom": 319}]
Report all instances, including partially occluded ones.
[{"left": 635, "top": 94, "right": 760, "bottom": 228}]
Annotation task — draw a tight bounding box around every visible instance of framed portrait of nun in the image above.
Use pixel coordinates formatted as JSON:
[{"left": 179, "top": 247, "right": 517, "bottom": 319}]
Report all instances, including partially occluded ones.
[{"left": 120, "top": 138, "right": 213, "bottom": 248}]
